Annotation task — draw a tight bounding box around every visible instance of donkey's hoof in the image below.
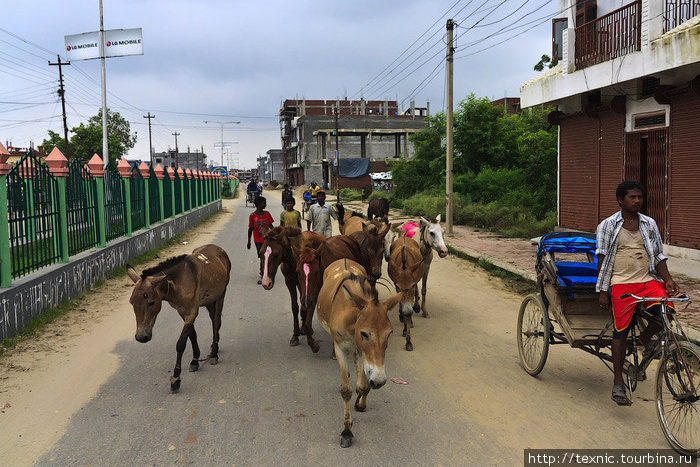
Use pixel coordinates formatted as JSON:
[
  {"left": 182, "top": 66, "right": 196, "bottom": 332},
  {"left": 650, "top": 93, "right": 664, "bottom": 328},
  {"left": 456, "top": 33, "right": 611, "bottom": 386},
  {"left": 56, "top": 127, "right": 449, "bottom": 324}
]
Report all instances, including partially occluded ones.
[
  {"left": 189, "top": 360, "right": 199, "bottom": 372},
  {"left": 170, "top": 376, "right": 181, "bottom": 392},
  {"left": 340, "top": 431, "right": 353, "bottom": 448},
  {"left": 310, "top": 341, "right": 320, "bottom": 353},
  {"left": 421, "top": 312, "right": 429, "bottom": 318},
  {"left": 414, "top": 304, "right": 421, "bottom": 314},
  {"left": 209, "top": 356, "right": 219, "bottom": 365},
  {"left": 290, "top": 337, "right": 299, "bottom": 347},
  {"left": 405, "top": 341, "right": 414, "bottom": 351}
]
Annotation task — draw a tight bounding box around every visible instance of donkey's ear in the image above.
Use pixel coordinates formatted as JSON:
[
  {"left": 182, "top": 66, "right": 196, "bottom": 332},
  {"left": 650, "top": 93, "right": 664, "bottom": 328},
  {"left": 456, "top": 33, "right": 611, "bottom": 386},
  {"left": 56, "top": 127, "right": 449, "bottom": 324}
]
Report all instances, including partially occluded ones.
[
  {"left": 383, "top": 290, "right": 406, "bottom": 311},
  {"left": 391, "top": 222, "right": 403, "bottom": 230},
  {"left": 435, "top": 214, "right": 441, "bottom": 223},
  {"left": 343, "top": 285, "right": 368, "bottom": 310},
  {"left": 420, "top": 216, "right": 430, "bottom": 227},
  {"left": 126, "top": 265, "right": 140, "bottom": 283}
]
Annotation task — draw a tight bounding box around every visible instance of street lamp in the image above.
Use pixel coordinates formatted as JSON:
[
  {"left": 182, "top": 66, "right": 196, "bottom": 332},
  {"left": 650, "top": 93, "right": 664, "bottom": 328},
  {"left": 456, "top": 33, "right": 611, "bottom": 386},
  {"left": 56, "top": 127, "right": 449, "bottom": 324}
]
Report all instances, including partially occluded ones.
[{"left": 204, "top": 120, "right": 240, "bottom": 166}]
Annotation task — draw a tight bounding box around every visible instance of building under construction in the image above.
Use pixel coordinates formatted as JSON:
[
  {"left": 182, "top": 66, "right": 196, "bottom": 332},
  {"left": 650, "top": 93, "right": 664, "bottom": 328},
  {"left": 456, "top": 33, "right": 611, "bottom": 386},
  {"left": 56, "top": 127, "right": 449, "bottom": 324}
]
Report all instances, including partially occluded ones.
[{"left": 279, "top": 99, "right": 428, "bottom": 189}]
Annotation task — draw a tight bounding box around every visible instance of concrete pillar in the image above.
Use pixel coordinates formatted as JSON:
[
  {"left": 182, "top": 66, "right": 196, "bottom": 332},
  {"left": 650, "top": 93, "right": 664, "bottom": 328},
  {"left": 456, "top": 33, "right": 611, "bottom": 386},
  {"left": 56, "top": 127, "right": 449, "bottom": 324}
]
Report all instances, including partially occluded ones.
[
  {"left": 0, "top": 143, "right": 13, "bottom": 286},
  {"left": 642, "top": 0, "right": 664, "bottom": 49},
  {"left": 562, "top": 27, "right": 575, "bottom": 74},
  {"left": 138, "top": 162, "right": 150, "bottom": 228},
  {"left": 177, "top": 167, "right": 185, "bottom": 213},
  {"left": 118, "top": 158, "right": 132, "bottom": 236},
  {"left": 87, "top": 154, "right": 106, "bottom": 247},
  {"left": 45, "top": 148, "right": 69, "bottom": 263},
  {"left": 167, "top": 167, "right": 176, "bottom": 218},
  {"left": 154, "top": 164, "right": 164, "bottom": 223}
]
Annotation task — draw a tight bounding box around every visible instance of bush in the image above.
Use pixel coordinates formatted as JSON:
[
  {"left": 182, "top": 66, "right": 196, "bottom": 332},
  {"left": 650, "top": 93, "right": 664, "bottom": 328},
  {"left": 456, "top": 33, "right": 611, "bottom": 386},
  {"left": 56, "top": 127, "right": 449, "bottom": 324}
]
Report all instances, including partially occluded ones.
[
  {"left": 338, "top": 188, "right": 363, "bottom": 201},
  {"left": 368, "top": 190, "right": 391, "bottom": 201}
]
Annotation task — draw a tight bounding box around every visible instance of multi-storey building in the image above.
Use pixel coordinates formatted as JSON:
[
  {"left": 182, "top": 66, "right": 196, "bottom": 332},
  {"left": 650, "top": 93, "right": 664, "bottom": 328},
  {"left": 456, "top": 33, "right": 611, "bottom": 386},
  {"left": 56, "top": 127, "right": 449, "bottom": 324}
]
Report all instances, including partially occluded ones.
[
  {"left": 279, "top": 99, "right": 428, "bottom": 189},
  {"left": 152, "top": 149, "right": 208, "bottom": 172},
  {"left": 257, "top": 149, "right": 284, "bottom": 184},
  {"left": 521, "top": 0, "right": 700, "bottom": 253}
]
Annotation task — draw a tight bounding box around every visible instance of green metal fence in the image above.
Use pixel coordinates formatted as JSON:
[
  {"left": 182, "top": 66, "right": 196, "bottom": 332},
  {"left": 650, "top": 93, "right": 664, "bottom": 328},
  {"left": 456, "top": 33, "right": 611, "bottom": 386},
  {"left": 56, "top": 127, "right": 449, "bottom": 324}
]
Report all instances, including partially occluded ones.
[
  {"left": 66, "top": 158, "right": 98, "bottom": 256},
  {"left": 7, "top": 153, "right": 62, "bottom": 278},
  {"left": 130, "top": 164, "right": 145, "bottom": 232},
  {"left": 174, "top": 172, "right": 183, "bottom": 215},
  {"left": 183, "top": 174, "right": 190, "bottom": 211},
  {"left": 104, "top": 166, "right": 126, "bottom": 242},
  {"left": 163, "top": 173, "right": 173, "bottom": 218},
  {"left": 148, "top": 166, "right": 160, "bottom": 223}
]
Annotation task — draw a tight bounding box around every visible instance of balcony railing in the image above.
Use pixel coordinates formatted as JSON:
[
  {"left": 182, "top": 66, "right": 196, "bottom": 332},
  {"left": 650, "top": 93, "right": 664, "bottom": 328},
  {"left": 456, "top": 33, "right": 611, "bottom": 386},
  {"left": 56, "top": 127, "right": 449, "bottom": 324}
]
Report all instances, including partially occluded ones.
[
  {"left": 665, "top": 0, "right": 700, "bottom": 32},
  {"left": 575, "top": 1, "right": 641, "bottom": 70}
]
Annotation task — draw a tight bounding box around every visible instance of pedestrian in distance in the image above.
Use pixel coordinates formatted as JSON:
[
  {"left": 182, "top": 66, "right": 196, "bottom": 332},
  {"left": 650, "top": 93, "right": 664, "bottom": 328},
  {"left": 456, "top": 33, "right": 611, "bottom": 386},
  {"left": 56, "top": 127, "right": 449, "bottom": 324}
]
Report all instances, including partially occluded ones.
[
  {"left": 281, "top": 183, "right": 294, "bottom": 208},
  {"left": 280, "top": 198, "right": 302, "bottom": 229},
  {"left": 306, "top": 190, "right": 342, "bottom": 238},
  {"left": 596, "top": 180, "right": 679, "bottom": 407},
  {"left": 247, "top": 196, "right": 274, "bottom": 284}
]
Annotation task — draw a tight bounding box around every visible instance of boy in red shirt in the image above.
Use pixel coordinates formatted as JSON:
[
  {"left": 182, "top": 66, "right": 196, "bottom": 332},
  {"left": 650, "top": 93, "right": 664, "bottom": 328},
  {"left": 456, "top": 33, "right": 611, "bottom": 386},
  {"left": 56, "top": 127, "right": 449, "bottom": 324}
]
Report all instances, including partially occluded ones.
[{"left": 247, "top": 196, "right": 274, "bottom": 284}]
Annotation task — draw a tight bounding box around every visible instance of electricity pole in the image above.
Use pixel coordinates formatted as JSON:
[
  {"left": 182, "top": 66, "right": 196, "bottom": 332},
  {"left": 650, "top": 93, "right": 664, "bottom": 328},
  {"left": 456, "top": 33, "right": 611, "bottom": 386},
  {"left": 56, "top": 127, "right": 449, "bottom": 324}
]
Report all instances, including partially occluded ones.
[
  {"left": 204, "top": 120, "right": 240, "bottom": 166},
  {"left": 49, "top": 55, "right": 70, "bottom": 158},
  {"left": 334, "top": 106, "right": 340, "bottom": 201},
  {"left": 445, "top": 19, "right": 455, "bottom": 235},
  {"left": 143, "top": 112, "right": 155, "bottom": 166},
  {"left": 172, "top": 131, "right": 180, "bottom": 169}
]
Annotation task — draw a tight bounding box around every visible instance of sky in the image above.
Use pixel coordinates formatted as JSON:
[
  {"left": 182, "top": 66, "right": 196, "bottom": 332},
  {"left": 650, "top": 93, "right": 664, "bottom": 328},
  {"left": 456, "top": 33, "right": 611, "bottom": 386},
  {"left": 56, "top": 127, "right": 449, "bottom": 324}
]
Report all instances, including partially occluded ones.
[{"left": 2, "top": 0, "right": 556, "bottom": 170}]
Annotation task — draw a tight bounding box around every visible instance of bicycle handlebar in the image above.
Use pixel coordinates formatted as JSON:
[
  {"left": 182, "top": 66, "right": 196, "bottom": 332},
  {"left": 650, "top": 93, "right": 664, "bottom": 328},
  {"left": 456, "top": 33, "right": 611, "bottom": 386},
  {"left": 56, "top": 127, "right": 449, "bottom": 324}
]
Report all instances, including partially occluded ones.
[{"left": 619, "top": 293, "right": 690, "bottom": 302}]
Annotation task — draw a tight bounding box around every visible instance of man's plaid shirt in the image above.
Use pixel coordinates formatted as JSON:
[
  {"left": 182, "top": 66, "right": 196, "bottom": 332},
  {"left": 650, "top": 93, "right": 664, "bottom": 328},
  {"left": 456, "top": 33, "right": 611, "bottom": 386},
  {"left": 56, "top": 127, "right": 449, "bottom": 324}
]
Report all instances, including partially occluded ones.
[{"left": 595, "top": 211, "right": 666, "bottom": 292}]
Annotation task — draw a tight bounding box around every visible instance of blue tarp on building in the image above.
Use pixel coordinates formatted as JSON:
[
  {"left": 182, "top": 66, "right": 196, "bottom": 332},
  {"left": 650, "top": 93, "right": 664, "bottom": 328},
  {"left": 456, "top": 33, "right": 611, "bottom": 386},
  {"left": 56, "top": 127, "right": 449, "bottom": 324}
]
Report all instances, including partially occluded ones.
[{"left": 331, "top": 158, "right": 370, "bottom": 178}]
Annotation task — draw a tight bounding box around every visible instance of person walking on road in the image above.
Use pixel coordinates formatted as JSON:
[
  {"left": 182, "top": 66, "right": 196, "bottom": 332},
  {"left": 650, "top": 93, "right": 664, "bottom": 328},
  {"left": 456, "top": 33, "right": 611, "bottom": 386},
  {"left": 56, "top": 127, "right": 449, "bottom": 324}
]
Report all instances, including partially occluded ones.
[
  {"left": 596, "top": 180, "right": 679, "bottom": 407},
  {"left": 247, "top": 196, "right": 274, "bottom": 284},
  {"left": 306, "top": 190, "right": 341, "bottom": 238},
  {"left": 281, "top": 183, "right": 294, "bottom": 208},
  {"left": 280, "top": 198, "right": 302, "bottom": 229}
]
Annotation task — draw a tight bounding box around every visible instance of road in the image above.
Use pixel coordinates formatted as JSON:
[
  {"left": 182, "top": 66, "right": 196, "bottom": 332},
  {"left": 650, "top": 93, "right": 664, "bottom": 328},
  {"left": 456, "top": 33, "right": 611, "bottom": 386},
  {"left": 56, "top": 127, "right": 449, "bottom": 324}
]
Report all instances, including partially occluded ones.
[{"left": 2, "top": 190, "right": 671, "bottom": 466}]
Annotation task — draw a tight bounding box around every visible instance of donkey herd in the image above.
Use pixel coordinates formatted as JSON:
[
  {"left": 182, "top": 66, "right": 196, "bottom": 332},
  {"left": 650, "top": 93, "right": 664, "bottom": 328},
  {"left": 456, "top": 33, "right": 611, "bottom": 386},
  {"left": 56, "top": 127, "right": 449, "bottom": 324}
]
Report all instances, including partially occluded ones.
[{"left": 125, "top": 198, "right": 448, "bottom": 448}]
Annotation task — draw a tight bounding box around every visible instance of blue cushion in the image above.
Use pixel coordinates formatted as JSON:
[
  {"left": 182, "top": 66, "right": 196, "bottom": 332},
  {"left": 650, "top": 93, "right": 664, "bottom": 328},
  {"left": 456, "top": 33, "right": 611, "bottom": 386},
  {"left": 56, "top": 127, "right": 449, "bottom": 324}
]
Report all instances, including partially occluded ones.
[
  {"left": 554, "top": 261, "right": 597, "bottom": 277},
  {"left": 558, "top": 275, "right": 598, "bottom": 287}
]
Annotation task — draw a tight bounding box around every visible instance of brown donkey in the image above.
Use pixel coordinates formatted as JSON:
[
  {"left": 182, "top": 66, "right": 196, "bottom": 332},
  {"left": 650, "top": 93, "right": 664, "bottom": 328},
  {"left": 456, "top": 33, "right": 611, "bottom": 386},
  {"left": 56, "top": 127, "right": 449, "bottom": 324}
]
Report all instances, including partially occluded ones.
[
  {"left": 316, "top": 258, "right": 405, "bottom": 448},
  {"left": 127, "top": 244, "right": 231, "bottom": 391},
  {"left": 259, "top": 226, "right": 324, "bottom": 349},
  {"left": 387, "top": 236, "right": 424, "bottom": 351}
]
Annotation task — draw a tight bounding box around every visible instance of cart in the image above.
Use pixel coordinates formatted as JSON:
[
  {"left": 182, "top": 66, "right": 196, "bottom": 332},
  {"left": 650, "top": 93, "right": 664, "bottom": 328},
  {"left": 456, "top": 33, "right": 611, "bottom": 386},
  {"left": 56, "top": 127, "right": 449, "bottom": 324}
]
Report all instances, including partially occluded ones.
[{"left": 517, "top": 232, "right": 700, "bottom": 455}]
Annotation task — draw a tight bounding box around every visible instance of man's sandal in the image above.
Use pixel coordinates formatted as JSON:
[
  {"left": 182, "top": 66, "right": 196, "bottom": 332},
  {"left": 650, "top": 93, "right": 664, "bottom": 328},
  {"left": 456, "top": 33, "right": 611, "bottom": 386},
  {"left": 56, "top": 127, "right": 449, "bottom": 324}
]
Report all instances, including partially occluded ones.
[{"left": 611, "top": 384, "right": 632, "bottom": 406}]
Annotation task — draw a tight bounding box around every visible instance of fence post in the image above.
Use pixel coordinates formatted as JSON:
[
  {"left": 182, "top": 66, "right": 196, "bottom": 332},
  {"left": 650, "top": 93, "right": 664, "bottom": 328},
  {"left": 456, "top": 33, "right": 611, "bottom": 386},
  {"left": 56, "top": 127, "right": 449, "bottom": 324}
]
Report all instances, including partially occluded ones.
[
  {"left": 20, "top": 159, "right": 36, "bottom": 241},
  {"left": 187, "top": 169, "right": 194, "bottom": 211},
  {"left": 45, "top": 148, "right": 70, "bottom": 263},
  {"left": 155, "top": 164, "right": 165, "bottom": 223},
  {"left": 139, "top": 162, "right": 150, "bottom": 228},
  {"left": 192, "top": 170, "right": 198, "bottom": 208},
  {"left": 168, "top": 167, "right": 176, "bottom": 218},
  {"left": 177, "top": 168, "right": 185, "bottom": 214},
  {"left": 195, "top": 170, "right": 201, "bottom": 207},
  {"left": 118, "top": 158, "right": 132, "bottom": 236},
  {"left": 0, "top": 144, "right": 12, "bottom": 287},
  {"left": 87, "top": 154, "right": 106, "bottom": 247}
]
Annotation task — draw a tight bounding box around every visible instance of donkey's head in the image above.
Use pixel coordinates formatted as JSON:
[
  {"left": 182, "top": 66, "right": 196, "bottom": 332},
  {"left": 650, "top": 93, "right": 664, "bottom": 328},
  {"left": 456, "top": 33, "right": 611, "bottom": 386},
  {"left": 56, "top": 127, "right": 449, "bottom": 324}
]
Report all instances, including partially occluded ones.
[
  {"left": 127, "top": 265, "right": 167, "bottom": 343},
  {"left": 294, "top": 241, "right": 324, "bottom": 312},
  {"left": 344, "top": 282, "right": 405, "bottom": 389},
  {"left": 388, "top": 239, "right": 424, "bottom": 319},
  {"left": 260, "top": 226, "right": 299, "bottom": 290},
  {"left": 420, "top": 215, "right": 448, "bottom": 258},
  {"left": 382, "top": 221, "right": 403, "bottom": 262},
  {"left": 360, "top": 220, "right": 391, "bottom": 281}
]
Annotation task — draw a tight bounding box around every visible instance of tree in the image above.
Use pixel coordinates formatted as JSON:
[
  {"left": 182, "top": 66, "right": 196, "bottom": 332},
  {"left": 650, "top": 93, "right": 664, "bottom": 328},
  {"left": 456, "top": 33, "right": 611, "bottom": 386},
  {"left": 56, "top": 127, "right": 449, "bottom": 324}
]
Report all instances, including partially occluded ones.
[{"left": 41, "top": 108, "right": 137, "bottom": 164}]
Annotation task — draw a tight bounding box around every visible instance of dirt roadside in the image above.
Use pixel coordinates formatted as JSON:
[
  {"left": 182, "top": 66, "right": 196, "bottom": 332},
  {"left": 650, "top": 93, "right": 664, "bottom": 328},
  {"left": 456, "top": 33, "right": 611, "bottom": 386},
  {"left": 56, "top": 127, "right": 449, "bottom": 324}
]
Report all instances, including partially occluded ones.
[{"left": 0, "top": 197, "right": 238, "bottom": 465}]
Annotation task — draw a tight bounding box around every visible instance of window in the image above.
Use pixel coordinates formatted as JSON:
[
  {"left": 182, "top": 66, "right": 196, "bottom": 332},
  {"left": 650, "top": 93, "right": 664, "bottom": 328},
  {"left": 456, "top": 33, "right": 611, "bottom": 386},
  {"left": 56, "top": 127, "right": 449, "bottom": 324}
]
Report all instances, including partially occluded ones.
[{"left": 552, "top": 18, "right": 568, "bottom": 61}]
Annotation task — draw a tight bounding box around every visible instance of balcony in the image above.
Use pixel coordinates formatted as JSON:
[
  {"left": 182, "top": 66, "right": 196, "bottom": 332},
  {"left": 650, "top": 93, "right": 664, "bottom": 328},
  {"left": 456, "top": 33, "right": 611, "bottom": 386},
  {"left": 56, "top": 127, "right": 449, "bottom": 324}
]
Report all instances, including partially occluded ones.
[
  {"left": 575, "top": 1, "right": 641, "bottom": 70},
  {"left": 665, "top": 0, "right": 700, "bottom": 32}
]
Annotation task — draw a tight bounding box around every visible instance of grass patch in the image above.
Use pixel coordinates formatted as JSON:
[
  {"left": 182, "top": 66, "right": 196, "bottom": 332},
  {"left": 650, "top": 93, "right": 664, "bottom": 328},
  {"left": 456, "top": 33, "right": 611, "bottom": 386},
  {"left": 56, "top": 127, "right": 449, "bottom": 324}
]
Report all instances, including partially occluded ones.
[
  {"left": 338, "top": 188, "right": 363, "bottom": 201},
  {"left": 447, "top": 245, "right": 536, "bottom": 295}
]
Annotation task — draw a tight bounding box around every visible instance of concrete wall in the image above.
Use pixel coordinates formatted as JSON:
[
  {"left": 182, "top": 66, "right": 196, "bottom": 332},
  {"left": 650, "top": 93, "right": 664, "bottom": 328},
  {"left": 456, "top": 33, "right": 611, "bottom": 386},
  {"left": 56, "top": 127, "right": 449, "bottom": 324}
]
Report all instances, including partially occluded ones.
[{"left": 0, "top": 201, "right": 221, "bottom": 341}]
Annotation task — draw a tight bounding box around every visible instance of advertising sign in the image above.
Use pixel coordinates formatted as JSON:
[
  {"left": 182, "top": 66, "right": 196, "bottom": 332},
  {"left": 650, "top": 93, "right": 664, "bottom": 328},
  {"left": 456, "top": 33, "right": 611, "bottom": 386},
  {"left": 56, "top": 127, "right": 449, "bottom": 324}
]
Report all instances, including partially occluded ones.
[
  {"left": 212, "top": 166, "right": 228, "bottom": 177},
  {"left": 65, "top": 28, "right": 143, "bottom": 61}
]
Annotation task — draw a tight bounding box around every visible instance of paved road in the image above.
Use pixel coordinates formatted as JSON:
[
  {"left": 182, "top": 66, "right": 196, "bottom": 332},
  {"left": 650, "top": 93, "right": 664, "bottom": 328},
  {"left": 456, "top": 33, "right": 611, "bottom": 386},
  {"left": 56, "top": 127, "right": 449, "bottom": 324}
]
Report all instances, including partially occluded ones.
[{"left": 35, "top": 192, "right": 673, "bottom": 465}]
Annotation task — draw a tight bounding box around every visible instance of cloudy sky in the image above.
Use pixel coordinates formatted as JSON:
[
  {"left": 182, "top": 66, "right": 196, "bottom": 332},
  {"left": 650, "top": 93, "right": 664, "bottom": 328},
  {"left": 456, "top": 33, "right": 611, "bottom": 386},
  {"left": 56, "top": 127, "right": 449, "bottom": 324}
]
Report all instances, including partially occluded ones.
[{"left": 2, "top": 0, "right": 556, "bottom": 170}]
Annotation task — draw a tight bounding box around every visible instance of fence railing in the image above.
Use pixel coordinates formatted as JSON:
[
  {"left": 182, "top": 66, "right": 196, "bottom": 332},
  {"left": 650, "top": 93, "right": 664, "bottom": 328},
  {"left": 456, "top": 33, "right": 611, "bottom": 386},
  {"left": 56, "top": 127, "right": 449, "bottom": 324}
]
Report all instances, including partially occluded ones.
[
  {"left": 0, "top": 148, "right": 223, "bottom": 287},
  {"left": 665, "top": 0, "right": 700, "bottom": 32},
  {"left": 575, "top": 0, "right": 641, "bottom": 70}
]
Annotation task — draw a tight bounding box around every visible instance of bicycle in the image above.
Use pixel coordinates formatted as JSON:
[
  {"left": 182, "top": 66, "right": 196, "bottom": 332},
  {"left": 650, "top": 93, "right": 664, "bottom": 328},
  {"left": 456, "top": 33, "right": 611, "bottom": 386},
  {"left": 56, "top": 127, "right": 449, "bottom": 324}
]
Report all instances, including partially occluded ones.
[{"left": 621, "top": 293, "right": 700, "bottom": 456}]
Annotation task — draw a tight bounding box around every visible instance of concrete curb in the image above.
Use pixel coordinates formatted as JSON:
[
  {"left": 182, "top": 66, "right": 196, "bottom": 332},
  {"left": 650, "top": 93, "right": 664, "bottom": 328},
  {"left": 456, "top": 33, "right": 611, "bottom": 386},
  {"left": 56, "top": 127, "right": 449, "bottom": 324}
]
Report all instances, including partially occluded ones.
[{"left": 446, "top": 242, "right": 700, "bottom": 340}]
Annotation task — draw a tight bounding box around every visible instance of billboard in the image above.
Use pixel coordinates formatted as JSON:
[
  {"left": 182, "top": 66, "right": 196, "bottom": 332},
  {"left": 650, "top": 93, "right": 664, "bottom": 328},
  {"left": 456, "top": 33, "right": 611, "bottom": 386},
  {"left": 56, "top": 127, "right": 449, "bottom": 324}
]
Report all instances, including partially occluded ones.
[{"left": 65, "top": 28, "right": 143, "bottom": 61}]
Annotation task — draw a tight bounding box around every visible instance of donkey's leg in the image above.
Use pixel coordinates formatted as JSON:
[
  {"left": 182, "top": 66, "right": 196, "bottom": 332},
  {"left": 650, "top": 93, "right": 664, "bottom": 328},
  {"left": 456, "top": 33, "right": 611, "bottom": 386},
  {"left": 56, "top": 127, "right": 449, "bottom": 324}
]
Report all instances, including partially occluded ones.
[
  {"left": 354, "top": 351, "right": 370, "bottom": 412},
  {"left": 335, "top": 342, "right": 354, "bottom": 448},
  {"left": 188, "top": 323, "right": 201, "bottom": 373},
  {"left": 284, "top": 275, "right": 301, "bottom": 346},
  {"left": 172, "top": 323, "right": 193, "bottom": 391},
  {"left": 206, "top": 299, "right": 223, "bottom": 365},
  {"left": 420, "top": 265, "right": 431, "bottom": 318},
  {"left": 413, "top": 281, "right": 421, "bottom": 315},
  {"left": 403, "top": 313, "right": 414, "bottom": 352}
]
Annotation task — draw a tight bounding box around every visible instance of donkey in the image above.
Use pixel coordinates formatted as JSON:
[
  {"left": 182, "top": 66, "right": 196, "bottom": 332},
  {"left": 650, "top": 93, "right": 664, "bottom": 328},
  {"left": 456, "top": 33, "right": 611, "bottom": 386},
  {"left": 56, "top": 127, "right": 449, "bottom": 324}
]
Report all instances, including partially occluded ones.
[
  {"left": 316, "top": 258, "right": 405, "bottom": 448},
  {"left": 384, "top": 215, "right": 448, "bottom": 317},
  {"left": 366, "top": 197, "right": 390, "bottom": 220},
  {"left": 127, "top": 244, "right": 231, "bottom": 391},
  {"left": 387, "top": 236, "right": 424, "bottom": 351},
  {"left": 344, "top": 219, "right": 392, "bottom": 284},
  {"left": 259, "top": 226, "right": 324, "bottom": 349}
]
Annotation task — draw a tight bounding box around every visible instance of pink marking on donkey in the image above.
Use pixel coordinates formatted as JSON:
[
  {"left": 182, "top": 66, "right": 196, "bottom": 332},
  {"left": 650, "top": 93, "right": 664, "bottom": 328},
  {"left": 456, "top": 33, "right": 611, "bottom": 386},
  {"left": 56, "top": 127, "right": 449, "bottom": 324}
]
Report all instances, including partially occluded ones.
[
  {"left": 400, "top": 222, "right": 419, "bottom": 239},
  {"left": 261, "top": 246, "right": 273, "bottom": 288}
]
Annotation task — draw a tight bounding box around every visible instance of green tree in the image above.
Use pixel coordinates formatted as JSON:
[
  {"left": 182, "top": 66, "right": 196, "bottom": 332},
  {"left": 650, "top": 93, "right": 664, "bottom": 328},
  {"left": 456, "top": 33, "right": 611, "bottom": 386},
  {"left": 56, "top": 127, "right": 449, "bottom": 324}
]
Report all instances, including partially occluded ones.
[
  {"left": 41, "top": 130, "right": 68, "bottom": 155},
  {"left": 453, "top": 94, "right": 507, "bottom": 173}
]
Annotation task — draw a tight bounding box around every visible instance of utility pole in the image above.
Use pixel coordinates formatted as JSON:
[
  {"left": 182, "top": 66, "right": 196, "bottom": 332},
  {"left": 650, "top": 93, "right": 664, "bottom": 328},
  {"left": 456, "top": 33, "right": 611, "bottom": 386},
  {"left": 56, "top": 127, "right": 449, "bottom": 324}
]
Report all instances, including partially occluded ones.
[
  {"left": 204, "top": 120, "right": 240, "bottom": 167},
  {"left": 172, "top": 131, "right": 180, "bottom": 169},
  {"left": 445, "top": 18, "right": 455, "bottom": 235},
  {"left": 49, "top": 55, "right": 70, "bottom": 158},
  {"left": 334, "top": 106, "right": 340, "bottom": 201},
  {"left": 143, "top": 112, "right": 155, "bottom": 166}
]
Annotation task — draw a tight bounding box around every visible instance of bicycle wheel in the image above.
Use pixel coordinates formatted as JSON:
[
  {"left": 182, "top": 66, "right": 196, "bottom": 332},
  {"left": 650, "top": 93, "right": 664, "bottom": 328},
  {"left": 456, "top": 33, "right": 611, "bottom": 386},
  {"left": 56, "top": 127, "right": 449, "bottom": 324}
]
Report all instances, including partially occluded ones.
[
  {"left": 656, "top": 340, "right": 700, "bottom": 456},
  {"left": 517, "top": 293, "right": 550, "bottom": 376}
]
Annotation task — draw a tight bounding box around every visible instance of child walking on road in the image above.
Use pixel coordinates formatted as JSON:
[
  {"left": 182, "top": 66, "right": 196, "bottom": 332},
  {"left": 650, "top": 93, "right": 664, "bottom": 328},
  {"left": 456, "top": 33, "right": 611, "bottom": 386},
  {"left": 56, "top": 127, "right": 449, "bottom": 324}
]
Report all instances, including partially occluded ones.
[
  {"left": 247, "top": 196, "right": 273, "bottom": 284},
  {"left": 280, "top": 198, "right": 302, "bottom": 229}
]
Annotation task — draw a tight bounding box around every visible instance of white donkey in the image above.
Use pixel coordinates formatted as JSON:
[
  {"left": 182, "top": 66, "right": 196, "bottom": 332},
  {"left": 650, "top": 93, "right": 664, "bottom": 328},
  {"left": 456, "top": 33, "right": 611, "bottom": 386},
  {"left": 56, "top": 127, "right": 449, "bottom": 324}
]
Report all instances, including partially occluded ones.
[{"left": 383, "top": 215, "right": 448, "bottom": 317}]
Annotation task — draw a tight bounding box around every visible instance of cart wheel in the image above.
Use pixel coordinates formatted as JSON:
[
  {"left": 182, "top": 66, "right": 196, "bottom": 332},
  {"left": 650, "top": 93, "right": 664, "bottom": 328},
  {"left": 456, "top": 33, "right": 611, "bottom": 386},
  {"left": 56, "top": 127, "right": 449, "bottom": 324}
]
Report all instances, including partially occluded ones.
[
  {"left": 656, "top": 340, "right": 700, "bottom": 456},
  {"left": 517, "top": 293, "right": 550, "bottom": 376}
]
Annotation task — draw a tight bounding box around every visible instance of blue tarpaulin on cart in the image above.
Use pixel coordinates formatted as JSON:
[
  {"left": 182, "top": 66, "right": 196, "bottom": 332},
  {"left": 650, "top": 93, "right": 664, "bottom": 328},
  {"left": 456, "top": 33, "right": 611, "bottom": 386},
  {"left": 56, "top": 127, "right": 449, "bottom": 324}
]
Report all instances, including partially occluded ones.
[{"left": 331, "top": 158, "right": 370, "bottom": 178}]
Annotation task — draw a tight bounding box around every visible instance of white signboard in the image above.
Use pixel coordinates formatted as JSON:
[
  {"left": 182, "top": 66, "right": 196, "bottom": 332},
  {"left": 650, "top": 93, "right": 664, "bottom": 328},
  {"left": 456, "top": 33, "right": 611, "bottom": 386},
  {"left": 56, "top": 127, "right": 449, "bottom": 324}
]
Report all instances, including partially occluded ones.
[{"left": 65, "top": 28, "right": 143, "bottom": 61}]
